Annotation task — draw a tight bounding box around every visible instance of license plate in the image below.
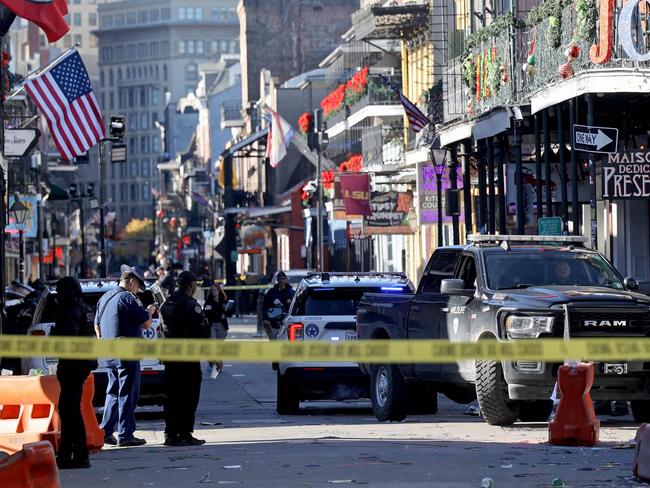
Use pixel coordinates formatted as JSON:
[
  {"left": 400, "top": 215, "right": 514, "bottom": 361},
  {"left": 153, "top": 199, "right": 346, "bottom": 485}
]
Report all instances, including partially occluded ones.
[
  {"left": 345, "top": 332, "right": 358, "bottom": 341},
  {"left": 603, "top": 362, "right": 627, "bottom": 375}
]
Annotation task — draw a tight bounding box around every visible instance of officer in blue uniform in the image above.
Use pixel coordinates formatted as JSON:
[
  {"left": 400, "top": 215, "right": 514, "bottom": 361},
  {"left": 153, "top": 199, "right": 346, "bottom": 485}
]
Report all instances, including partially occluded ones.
[
  {"left": 95, "top": 265, "right": 155, "bottom": 447},
  {"left": 160, "top": 271, "right": 208, "bottom": 446}
]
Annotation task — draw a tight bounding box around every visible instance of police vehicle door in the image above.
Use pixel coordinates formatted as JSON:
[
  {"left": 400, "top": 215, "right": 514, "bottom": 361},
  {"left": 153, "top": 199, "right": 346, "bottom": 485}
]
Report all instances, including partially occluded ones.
[
  {"left": 409, "top": 249, "right": 459, "bottom": 378},
  {"left": 445, "top": 253, "right": 480, "bottom": 376}
]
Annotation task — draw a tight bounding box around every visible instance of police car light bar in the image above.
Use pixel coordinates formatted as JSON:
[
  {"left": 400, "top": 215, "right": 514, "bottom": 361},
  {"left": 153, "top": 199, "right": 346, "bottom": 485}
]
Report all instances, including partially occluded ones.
[{"left": 467, "top": 234, "right": 588, "bottom": 244}]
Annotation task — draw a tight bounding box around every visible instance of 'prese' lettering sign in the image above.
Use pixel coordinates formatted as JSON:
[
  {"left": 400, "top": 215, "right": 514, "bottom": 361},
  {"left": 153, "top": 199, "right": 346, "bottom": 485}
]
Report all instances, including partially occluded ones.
[{"left": 602, "top": 151, "right": 650, "bottom": 198}]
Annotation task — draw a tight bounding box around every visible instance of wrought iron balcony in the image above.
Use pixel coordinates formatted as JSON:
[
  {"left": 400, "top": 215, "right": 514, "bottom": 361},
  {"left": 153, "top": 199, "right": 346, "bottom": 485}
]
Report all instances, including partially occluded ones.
[
  {"left": 361, "top": 124, "right": 405, "bottom": 170},
  {"left": 221, "top": 100, "right": 244, "bottom": 129}
]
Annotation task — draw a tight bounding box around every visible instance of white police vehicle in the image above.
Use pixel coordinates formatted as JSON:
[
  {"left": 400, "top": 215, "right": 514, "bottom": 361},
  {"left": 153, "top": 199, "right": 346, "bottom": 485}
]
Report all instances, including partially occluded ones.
[
  {"left": 274, "top": 272, "right": 414, "bottom": 414},
  {"left": 23, "top": 279, "right": 166, "bottom": 407}
]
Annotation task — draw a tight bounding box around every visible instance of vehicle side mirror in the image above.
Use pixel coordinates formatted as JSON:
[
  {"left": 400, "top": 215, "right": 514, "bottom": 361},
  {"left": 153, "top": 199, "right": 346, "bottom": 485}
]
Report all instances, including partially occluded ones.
[
  {"left": 441, "top": 278, "right": 474, "bottom": 296},
  {"left": 624, "top": 277, "right": 638, "bottom": 291}
]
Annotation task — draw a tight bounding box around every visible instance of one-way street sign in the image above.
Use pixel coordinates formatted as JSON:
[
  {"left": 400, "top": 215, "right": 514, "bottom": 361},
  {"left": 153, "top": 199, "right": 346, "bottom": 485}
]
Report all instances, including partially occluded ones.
[{"left": 573, "top": 124, "right": 618, "bottom": 154}]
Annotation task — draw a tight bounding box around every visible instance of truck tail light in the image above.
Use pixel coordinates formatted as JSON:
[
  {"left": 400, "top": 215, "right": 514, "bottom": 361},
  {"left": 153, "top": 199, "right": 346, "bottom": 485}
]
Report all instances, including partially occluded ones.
[
  {"left": 30, "top": 330, "right": 45, "bottom": 336},
  {"left": 289, "top": 323, "right": 304, "bottom": 342}
]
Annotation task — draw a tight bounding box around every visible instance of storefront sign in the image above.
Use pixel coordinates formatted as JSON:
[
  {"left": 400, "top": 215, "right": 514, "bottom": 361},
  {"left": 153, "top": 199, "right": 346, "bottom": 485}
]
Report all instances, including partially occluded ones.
[
  {"left": 364, "top": 191, "right": 415, "bottom": 235},
  {"left": 592, "top": 0, "right": 650, "bottom": 63},
  {"left": 417, "top": 162, "right": 464, "bottom": 225},
  {"left": 602, "top": 151, "right": 650, "bottom": 198},
  {"left": 240, "top": 224, "right": 267, "bottom": 251},
  {"left": 538, "top": 217, "right": 564, "bottom": 236}
]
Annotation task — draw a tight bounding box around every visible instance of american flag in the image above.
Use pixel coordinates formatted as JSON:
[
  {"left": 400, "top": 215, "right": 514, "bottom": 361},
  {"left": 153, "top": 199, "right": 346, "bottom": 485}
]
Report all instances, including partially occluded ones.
[
  {"left": 24, "top": 50, "right": 104, "bottom": 160},
  {"left": 380, "top": 75, "right": 431, "bottom": 133}
]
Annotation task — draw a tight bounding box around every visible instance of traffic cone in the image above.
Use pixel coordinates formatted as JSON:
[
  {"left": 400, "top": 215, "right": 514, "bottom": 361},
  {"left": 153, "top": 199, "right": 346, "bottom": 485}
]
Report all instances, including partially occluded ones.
[
  {"left": 549, "top": 362, "right": 600, "bottom": 446},
  {"left": 0, "top": 441, "right": 60, "bottom": 488}
]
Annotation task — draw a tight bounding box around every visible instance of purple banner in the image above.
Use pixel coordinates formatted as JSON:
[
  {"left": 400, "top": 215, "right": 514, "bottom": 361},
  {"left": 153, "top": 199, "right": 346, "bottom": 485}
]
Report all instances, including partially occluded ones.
[{"left": 417, "top": 162, "right": 463, "bottom": 224}]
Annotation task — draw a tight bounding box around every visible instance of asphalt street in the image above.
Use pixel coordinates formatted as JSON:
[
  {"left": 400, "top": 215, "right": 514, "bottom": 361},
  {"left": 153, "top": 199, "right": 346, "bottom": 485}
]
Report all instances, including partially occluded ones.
[{"left": 59, "top": 317, "right": 649, "bottom": 488}]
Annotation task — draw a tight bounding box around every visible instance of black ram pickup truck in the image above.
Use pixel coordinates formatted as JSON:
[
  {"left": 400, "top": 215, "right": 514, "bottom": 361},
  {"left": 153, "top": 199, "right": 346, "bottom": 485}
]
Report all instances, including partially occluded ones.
[{"left": 357, "top": 235, "right": 650, "bottom": 425}]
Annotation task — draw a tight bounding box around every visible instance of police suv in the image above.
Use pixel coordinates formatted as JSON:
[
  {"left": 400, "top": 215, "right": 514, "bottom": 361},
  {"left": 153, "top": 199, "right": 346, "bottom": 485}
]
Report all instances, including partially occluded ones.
[
  {"left": 24, "top": 279, "right": 166, "bottom": 407},
  {"left": 274, "top": 272, "right": 414, "bottom": 414}
]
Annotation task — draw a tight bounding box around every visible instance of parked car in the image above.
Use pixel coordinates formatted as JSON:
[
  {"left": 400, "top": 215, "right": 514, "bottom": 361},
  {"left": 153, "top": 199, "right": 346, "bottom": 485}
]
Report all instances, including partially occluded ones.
[
  {"left": 23, "top": 279, "right": 167, "bottom": 407},
  {"left": 256, "top": 269, "right": 313, "bottom": 330},
  {"left": 357, "top": 234, "right": 650, "bottom": 425},
  {"left": 274, "top": 272, "right": 414, "bottom": 414}
]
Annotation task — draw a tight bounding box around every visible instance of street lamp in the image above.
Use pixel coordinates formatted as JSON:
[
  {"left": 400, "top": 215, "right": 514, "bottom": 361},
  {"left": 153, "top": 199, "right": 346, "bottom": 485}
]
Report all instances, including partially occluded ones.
[
  {"left": 430, "top": 146, "right": 448, "bottom": 248},
  {"left": 69, "top": 183, "right": 95, "bottom": 277},
  {"left": 10, "top": 197, "right": 29, "bottom": 283},
  {"left": 51, "top": 213, "right": 60, "bottom": 278}
]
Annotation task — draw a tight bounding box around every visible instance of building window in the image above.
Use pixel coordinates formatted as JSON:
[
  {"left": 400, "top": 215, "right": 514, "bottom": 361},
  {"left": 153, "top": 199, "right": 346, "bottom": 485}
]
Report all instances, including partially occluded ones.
[
  {"left": 128, "top": 114, "right": 137, "bottom": 131},
  {"left": 196, "top": 40, "right": 204, "bottom": 54},
  {"left": 186, "top": 40, "right": 195, "bottom": 54},
  {"left": 63, "top": 35, "right": 71, "bottom": 48},
  {"left": 120, "top": 163, "right": 127, "bottom": 179},
  {"left": 100, "top": 93, "right": 105, "bottom": 109},
  {"left": 128, "top": 136, "right": 136, "bottom": 154},
  {"left": 73, "top": 13, "right": 81, "bottom": 26},
  {"left": 178, "top": 40, "right": 185, "bottom": 54},
  {"left": 141, "top": 136, "right": 149, "bottom": 153},
  {"left": 138, "top": 43, "right": 147, "bottom": 58},
  {"left": 109, "top": 92, "right": 114, "bottom": 110},
  {"left": 89, "top": 35, "right": 97, "bottom": 48},
  {"left": 130, "top": 161, "right": 138, "bottom": 177},
  {"left": 142, "top": 182, "right": 150, "bottom": 200},
  {"left": 161, "top": 40, "right": 170, "bottom": 56},
  {"left": 150, "top": 42, "right": 159, "bottom": 57},
  {"left": 210, "top": 40, "right": 218, "bottom": 53},
  {"left": 154, "top": 65, "right": 159, "bottom": 79},
  {"left": 186, "top": 63, "right": 198, "bottom": 81},
  {"left": 120, "top": 184, "right": 126, "bottom": 200},
  {"left": 138, "top": 11, "right": 147, "bottom": 23},
  {"left": 111, "top": 184, "right": 116, "bottom": 202},
  {"left": 152, "top": 135, "right": 160, "bottom": 152},
  {"left": 140, "top": 88, "right": 146, "bottom": 106},
  {"left": 220, "top": 40, "right": 228, "bottom": 52},
  {"left": 88, "top": 12, "right": 97, "bottom": 26},
  {"left": 161, "top": 8, "right": 171, "bottom": 20},
  {"left": 178, "top": 7, "right": 186, "bottom": 20},
  {"left": 140, "top": 112, "right": 149, "bottom": 129},
  {"left": 100, "top": 70, "right": 105, "bottom": 87},
  {"left": 127, "top": 12, "right": 136, "bottom": 25},
  {"left": 100, "top": 15, "right": 113, "bottom": 28},
  {"left": 163, "top": 64, "right": 168, "bottom": 81},
  {"left": 141, "top": 160, "right": 150, "bottom": 177},
  {"left": 117, "top": 68, "right": 122, "bottom": 81},
  {"left": 115, "top": 14, "right": 125, "bottom": 26},
  {"left": 108, "top": 69, "right": 113, "bottom": 85},
  {"left": 150, "top": 9, "right": 159, "bottom": 22},
  {"left": 130, "top": 184, "right": 137, "bottom": 201},
  {"left": 195, "top": 8, "right": 203, "bottom": 20},
  {"left": 151, "top": 89, "right": 160, "bottom": 105}
]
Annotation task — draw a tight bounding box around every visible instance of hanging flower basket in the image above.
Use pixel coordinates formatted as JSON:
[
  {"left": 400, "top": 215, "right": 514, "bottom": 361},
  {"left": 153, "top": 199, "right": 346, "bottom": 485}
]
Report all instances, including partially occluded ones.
[{"left": 298, "top": 112, "right": 314, "bottom": 134}]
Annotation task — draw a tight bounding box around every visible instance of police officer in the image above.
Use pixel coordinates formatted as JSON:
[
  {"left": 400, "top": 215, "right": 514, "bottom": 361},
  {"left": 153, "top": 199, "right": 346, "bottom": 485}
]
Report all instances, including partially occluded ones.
[
  {"left": 95, "top": 265, "right": 155, "bottom": 447},
  {"left": 262, "top": 271, "right": 295, "bottom": 339},
  {"left": 160, "top": 271, "right": 209, "bottom": 446}
]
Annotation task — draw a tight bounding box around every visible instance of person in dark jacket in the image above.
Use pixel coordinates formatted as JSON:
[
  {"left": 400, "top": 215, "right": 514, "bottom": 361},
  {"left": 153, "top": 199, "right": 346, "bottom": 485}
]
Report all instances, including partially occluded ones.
[
  {"left": 52, "top": 277, "right": 97, "bottom": 469},
  {"left": 204, "top": 284, "right": 228, "bottom": 340},
  {"left": 262, "top": 272, "right": 295, "bottom": 339},
  {"left": 160, "top": 271, "right": 209, "bottom": 446}
]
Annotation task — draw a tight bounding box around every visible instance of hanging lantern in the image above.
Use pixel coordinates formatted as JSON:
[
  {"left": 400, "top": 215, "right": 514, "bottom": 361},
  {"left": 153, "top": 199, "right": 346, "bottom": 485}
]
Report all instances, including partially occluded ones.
[{"left": 527, "top": 54, "right": 536, "bottom": 66}]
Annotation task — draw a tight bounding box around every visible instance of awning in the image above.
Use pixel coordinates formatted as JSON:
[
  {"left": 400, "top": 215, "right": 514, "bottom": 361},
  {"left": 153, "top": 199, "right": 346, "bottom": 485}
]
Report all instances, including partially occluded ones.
[
  {"left": 530, "top": 68, "right": 650, "bottom": 114},
  {"left": 352, "top": 3, "right": 429, "bottom": 40},
  {"left": 42, "top": 182, "right": 69, "bottom": 201},
  {"left": 222, "top": 205, "right": 291, "bottom": 218},
  {"left": 438, "top": 108, "right": 512, "bottom": 146},
  {"left": 226, "top": 128, "right": 268, "bottom": 156}
]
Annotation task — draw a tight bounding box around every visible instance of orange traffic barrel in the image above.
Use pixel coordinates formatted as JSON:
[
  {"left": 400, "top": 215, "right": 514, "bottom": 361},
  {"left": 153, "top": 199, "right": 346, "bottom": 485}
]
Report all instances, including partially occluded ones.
[
  {"left": 81, "top": 374, "right": 104, "bottom": 452},
  {"left": 0, "top": 375, "right": 61, "bottom": 454},
  {"left": 549, "top": 362, "right": 600, "bottom": 446},
  {"left": 0, "top": 440, "right": 61, "bottom": 488}
]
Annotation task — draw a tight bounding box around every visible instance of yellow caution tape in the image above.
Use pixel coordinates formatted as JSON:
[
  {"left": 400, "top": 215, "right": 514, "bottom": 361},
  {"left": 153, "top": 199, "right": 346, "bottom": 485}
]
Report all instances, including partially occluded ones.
[
  {"left": 221, "top": 284, "right": 272, "bottom": 291},
  {"left": 1, "top": 337, "right": 650, "bottom": 363}
]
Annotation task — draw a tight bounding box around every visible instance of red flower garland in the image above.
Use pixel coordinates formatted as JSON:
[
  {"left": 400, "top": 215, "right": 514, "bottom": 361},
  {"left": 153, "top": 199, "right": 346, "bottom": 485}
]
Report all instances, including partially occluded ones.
[
  {"left": 339, "top": 154, "right": 363, "bottom": 173},
  {"left": 322, "top": 170, "right": 335, "bottom": 190},
  {"left": 298, "top": 112, "right": 314, "bottom": 133},
  {"left": 320, "top": 67, "right": 370, "bottom": 118}
]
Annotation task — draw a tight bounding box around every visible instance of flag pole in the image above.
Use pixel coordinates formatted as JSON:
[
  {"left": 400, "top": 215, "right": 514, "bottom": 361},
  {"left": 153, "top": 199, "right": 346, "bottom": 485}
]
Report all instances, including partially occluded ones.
[{"left": 5, "top": 44, "right": 78, "bottom": 102}]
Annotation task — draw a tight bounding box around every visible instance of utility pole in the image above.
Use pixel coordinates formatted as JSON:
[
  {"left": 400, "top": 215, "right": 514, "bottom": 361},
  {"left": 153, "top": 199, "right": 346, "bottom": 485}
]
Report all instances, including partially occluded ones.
[
  {"left": 98, "top": 140, "right": 108, "bottom": 277},
  {"left": 314, "top": 108, "right": 325, "bottom": 272}
]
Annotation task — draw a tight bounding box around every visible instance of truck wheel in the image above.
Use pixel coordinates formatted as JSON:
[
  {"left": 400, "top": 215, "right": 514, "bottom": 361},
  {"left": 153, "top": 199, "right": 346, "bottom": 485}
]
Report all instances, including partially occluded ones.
[
  {"left": 408, "top": 386, "right": 438, "bottom": 415},
  {"left": 371, "top": 364, "right": 408, "bottom": 422},
  {"left": 276, "top": 371, "right": 299, "bottom": 415},
  {"left": 631, "top": 400, "right": 650, "bottom": 423},
  {"left": 475, "top": 359, "right": 519, "bottom": 425},
  {"left": 518, "top": 400, "right": 553, "bottom": 422}
]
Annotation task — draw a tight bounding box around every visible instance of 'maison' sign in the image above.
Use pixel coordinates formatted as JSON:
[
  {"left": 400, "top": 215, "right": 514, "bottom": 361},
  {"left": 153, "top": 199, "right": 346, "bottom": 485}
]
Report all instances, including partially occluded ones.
[{"left": 603, "top": 151, "right": 650, "bottom": 198}]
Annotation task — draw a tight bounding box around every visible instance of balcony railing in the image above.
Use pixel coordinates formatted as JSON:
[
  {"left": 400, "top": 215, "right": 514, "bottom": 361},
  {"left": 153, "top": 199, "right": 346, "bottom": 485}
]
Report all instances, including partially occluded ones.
[
  {"left": 324, "top": 73, "right": 402, "bottom": 128},
  {"left": 362, "top": 125, "right": 405, "bottom": 169},
  {"left": 444, "top": 28, "right": 515, "bottom": 123},
  {"left": 221, "top": 100, "right": 243, "bottom": 129}
]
